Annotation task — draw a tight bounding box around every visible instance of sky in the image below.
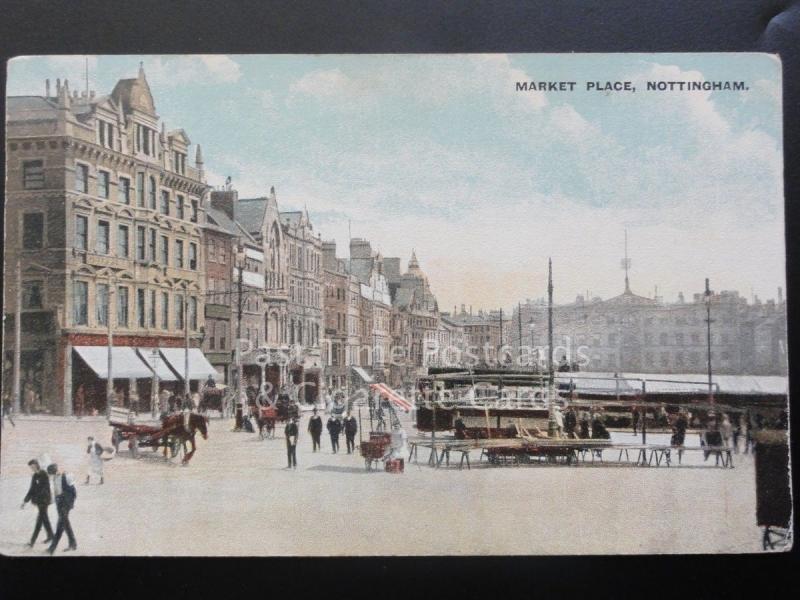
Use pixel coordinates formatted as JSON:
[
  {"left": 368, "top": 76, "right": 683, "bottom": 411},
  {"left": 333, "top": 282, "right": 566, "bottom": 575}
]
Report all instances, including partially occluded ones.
[{"left": 6, "top": 54, "right": 785, "bottom": 313}]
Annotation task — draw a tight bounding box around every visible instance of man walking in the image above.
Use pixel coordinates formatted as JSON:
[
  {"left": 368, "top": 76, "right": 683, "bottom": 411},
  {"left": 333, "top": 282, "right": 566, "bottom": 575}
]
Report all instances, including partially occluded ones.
[
  {"left": 85, "top": 436, "right": 104, "bottom": 485},
  {"left": 47, "top": 464, "right": 77, "bottom": 554},
  {"left": 21, "top": 459, "right": 53, "bottom": 547},
  {"left": 343, "top": 413, "right": 358, "bottom": 454},
  {"left": 1, "top": 392, "right": 15, "bottom": 428},
  {"left": 285, "top": 417, "right": 299, "bottom": 469},
  {"left": 308, "top": 408, "right": 323, "bottom": 452},
  {"left": 327, "top": 416, "right": 341, "bottom": 453}
]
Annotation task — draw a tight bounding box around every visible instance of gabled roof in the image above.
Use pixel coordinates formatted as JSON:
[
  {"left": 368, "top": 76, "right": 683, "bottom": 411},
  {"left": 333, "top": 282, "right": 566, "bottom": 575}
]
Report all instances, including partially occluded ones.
[
  {"left": 280, "top": 211, "right": 303, "bottom": 227},
  {"left": 111, "top": 66, "right": 156, "bottom": 115},
  {"left": 168, "top": 128, "right": 191, "bottom": 145},
  {"left": 601, "top": 290, "right": 658, "bottom": 307},
  {"left": 236, "top": 197, "right": 268, "bottom": 235},
  {"left": 205, "top": 207, "right": 237, "bottom": 236},
  {"left": 394, "top": 288, "right": 415, "bottom": 309}
]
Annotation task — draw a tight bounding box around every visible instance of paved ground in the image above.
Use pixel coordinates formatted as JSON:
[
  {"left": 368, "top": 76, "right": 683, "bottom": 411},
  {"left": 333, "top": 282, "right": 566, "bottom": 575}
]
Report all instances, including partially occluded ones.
[{"left": 0, "top": 413, "right": 764, "bottom": 556}]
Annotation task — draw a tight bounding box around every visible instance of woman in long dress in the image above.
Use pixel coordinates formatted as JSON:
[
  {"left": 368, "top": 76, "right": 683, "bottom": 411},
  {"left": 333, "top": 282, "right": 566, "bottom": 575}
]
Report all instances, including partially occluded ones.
[{"left": 85, "top": 436, "right": 104, "bottom": 484}]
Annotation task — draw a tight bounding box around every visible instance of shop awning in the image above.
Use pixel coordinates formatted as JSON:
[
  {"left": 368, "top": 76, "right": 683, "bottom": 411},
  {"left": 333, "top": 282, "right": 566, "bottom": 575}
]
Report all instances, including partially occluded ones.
[
  {"left": 135, "top": 348, "right": 180, "bottom": 381},
  {"left": 73, "top": 346, "right": 154, "bottom": 380},
  {"left": 159, "top": 348, "right": 220, "bottom": 382},
  {"left": 352, "top": 366, "right": 374, "bottom": 383}
]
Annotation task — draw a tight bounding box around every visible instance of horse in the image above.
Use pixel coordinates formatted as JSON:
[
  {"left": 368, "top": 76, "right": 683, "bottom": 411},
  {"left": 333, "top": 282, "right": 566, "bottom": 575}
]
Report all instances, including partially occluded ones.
[{"left": 159, "top": 412, "right": 209, "bottom": 464}]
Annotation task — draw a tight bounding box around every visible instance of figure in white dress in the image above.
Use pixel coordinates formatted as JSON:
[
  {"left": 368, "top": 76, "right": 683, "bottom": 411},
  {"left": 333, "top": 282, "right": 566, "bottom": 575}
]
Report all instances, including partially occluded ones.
[{"left": 85, "top": 436, "right": 104, "bottom": 485}]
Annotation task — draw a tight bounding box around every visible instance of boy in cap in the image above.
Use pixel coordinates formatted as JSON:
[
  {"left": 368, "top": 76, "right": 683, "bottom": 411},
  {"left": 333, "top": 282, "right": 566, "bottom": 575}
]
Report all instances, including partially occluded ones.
[
  {"left": 47, "top": 463, "right": 77, "bottom": 554},
  {"left": 285, "top": 417, "right": 299, "bottom": 469}
]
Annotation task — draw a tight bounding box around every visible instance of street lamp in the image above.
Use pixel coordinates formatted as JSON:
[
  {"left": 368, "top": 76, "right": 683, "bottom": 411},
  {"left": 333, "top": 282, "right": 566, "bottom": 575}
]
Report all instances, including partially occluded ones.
[
  {"left": 150, "top": 348, "right": 160, "bottom": 418},
  {"left": 234, "top": 244, "right": 247, "bottom": 428},
  {"left": 704, "top": 278, "right": 714, "bottom": 406}
]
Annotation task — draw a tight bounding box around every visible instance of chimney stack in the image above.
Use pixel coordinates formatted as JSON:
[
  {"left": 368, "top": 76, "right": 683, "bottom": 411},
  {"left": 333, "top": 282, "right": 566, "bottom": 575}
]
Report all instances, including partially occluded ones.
[
  {"left": 56, "top": 78, "right": 61, "bottom": 94},
  {"left": 46, "top": 79, "right": 50, "bottom": 97}
]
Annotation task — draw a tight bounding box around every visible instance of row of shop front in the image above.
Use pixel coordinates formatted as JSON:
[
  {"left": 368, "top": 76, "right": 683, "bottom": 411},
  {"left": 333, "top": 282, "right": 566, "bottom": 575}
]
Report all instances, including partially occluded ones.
[{"left": 70, "top": 344, "right": 220, "bottom": 415}]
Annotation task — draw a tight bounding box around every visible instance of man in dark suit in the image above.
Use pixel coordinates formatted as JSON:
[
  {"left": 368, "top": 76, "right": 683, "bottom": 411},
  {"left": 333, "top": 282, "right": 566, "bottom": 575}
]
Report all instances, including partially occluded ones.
[
  {"left": 47, "top": 464, "right": 77, "bottom": 554},
  {"left": 307, "top": 408, "right": 323, "bottom": 452},
  {"left": 343, "top": 413, "right": 358, "bottom": 454},
  {"left": 285, "top": 417, "right": 299, "bottom": 469},
  {"left": 326, "top": 416, "right": 341, "bottom": 454},
  {"left": 21, "top": 459, "right": 53, "bottom": 547}
]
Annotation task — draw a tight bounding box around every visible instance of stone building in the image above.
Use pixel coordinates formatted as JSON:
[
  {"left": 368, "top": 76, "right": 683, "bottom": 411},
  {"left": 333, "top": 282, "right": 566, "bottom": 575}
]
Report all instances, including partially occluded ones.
[
  {"left": 386, "top": 251, "right": 440, "bottom": 385},
  {"left": 233, "top": 189, "right": 323, "bottom": 402},
  {"left": 442, "top": 306, "right": 502, "bottom": 367},
  {"left": 513, "top": 284, "right": 788, "bottom": 376},
  {"left": 3, "top": 66, "right": 216, "bottom": 415},
  {"left": 348, "top": 238, "right": 392, "bottom": 382}
]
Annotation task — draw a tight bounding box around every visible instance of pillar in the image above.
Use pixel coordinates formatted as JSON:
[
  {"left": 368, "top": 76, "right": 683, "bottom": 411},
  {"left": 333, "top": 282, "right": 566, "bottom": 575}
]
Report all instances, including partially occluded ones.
[{"left": 62, "top": 342, "right": 73, "bottom": 417}]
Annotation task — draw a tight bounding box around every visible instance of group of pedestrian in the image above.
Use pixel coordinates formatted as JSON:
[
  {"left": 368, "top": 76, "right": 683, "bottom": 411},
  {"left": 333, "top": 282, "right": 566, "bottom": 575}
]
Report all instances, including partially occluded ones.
[
  {"left": 281, "top": 407, "right": 360, "bottom": 469},
  {"left": 325, "top": 413, "right": 358, "bottom": 454},
  {"left": 21, "top": 459, "right": 77, "bottom": 554}
]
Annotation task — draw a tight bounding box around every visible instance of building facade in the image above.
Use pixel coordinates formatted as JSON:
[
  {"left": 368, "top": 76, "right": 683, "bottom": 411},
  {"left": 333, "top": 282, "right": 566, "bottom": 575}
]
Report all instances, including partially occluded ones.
[
  {"left": 4, "top": 67, "right": 211, "bottom": 415},
  {"left": 513, "top": 286, "right": 788, "bottom": 376}
]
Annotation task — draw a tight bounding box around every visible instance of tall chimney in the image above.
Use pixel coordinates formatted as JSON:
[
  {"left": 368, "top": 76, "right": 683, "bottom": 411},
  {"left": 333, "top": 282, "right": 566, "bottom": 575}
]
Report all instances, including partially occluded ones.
[
  {"left": 46, "top": 79, "right": 50, "bottom": 97},
  {"left": 778, "top": 287, "right": 783, "bottom": 304}
]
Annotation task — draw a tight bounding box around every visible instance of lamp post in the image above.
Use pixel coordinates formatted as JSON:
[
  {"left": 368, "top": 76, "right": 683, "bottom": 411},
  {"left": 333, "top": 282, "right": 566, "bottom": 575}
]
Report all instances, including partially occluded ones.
[
  {"left": 106, "top": 279, "right": 115, "bottom": 416},
  {"left": 184, "top": 290, "right": 190, "bottom": 399},
  {"left": 704, "top": 278, "right": 714, "bottom": 406},
  {"left": 12, "top": 256, "right": 22, "bottom": 414},
  {"left": 547, "top": 258, "right": 558, "bottom": 438},
  {"left": 235, "top": 244, "right": 246, "bottom": 428},
  {"left": 150, "top": 348, "right": 160, "bottom": 419}
]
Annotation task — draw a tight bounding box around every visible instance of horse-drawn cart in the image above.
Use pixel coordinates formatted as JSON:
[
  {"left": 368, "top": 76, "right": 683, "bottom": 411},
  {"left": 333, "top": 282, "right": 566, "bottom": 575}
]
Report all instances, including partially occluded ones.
[{"left": 108, "top": 407, "right": 208, "bottom": 464}]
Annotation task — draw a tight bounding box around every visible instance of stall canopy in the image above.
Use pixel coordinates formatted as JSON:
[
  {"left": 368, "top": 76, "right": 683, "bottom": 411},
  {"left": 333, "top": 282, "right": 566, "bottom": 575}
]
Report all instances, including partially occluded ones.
[
  {"left": 73, "top": 346, "right": 154, "bottom": 379},
  {"left": 135, "top": 348, "right": 180, "bottom": 381},
  {"left": 370, "top": 383, "right": 412, "bottom": 412},
  {"left": 352, "top": 366, "right": 374, "bottom": 383},
  {"left": 159, "top": 348, "right": 220, "bottom": 381}
]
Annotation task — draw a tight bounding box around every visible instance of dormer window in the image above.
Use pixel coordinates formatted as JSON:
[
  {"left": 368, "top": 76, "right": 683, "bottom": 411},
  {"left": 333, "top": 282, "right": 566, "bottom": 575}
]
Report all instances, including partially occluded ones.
[
  {"left": 174, "top": 151, "right": 186, "bottom": 175},
  {"left": 97, "top": 120, "right": 114, "bottom": 149},
  {"left": 136, "top": 123, "right": 156, "bottom": 157}
]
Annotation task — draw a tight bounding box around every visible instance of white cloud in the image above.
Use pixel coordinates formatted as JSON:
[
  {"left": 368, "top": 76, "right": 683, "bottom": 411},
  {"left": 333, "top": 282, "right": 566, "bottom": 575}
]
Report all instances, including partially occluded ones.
[{"left": 144, "top": 54, "right": 242, "bottom": 87}]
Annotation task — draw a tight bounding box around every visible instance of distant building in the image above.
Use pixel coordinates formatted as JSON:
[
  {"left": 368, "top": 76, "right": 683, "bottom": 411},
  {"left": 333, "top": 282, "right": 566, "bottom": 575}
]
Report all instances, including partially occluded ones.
[{"left": 513, "top": 286, "right": 788, "bottom": 376}]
